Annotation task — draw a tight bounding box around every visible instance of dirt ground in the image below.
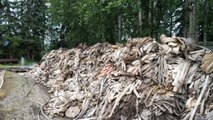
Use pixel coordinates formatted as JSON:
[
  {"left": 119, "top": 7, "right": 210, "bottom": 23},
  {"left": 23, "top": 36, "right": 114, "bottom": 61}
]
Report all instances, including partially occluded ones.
[{"left": 0, "top": 71, "right": 69, "bottom": 120}]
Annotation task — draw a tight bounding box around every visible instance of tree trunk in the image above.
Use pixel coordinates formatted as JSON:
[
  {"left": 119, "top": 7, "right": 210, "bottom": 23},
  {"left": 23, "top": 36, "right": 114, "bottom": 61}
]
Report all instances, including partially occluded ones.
[
  {"left": 183, "top": 0, "right": 189, "bottom": 38},
  {"left": 138, "top": 0, "right": 142, "bottom": 36},
  {"left": 169, "top": 14, "right": 173, "bottom": 36},
  {"left": 188, "top": 0, "right": 197, "bottom": 41},
  {"left": 194, "top": 0, "right": 198, "bottom": 41},
  {"left": 150, "top": 0, "right": 156, "bottom": 37},
  {"left": 9, "top": 50, "right": 12, "bottom": 59},
  {"left": 188, "top": 0, "right": 193, "bottom": 38},
  {"left": 167, "top": 0, "right": 173, "bottom": 37},
  {"left": 118, "top": 15, "right": 122, "bottom": 41},
  {"left": 153, "top": 0, "right": 157, "bottom": 39},
  {"left": 27, "top": 50, "right": 30, "bottom": 60},
  {"left": 203, "top": 0, "right": 208, "bottom": 46},
  {"left": 32, "top": 49, "right": 35, "bottom": 61},
  {"left": 149, "top": 0, "right": 153, "bottom": 37}
]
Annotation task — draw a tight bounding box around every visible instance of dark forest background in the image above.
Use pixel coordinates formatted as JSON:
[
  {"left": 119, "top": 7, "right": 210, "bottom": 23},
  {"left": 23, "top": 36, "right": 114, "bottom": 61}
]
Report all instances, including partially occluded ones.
[{"left": 0, "top": 0, "right": 213, "bottom": 60}]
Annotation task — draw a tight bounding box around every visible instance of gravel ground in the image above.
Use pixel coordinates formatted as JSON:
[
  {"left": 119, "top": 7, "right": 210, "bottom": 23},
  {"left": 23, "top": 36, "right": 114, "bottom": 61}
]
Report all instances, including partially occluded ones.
[
  {"left": 0, "top": 72, "right": 43, "bottom": 120},
  {"left": 0, "top": 71, "right": 71, "bottom": 120}
]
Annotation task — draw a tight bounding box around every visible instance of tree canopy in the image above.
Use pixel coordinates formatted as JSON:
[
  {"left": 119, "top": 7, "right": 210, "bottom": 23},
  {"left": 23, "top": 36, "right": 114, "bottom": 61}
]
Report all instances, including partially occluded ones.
[{"left": 0, "top": 0, "right": 213, "bottom": 60}]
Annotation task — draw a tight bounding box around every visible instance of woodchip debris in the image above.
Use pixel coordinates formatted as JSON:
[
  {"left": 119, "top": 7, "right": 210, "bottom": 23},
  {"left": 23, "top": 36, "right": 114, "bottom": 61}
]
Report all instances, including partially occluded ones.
[{"left": 29, "top": 34, "right": 213, "bottom": 120}]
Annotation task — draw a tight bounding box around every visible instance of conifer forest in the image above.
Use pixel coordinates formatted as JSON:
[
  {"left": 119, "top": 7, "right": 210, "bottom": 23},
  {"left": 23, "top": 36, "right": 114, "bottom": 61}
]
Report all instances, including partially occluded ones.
[{"left": 0, "top": 0, "right": 213, "bottom": 60}]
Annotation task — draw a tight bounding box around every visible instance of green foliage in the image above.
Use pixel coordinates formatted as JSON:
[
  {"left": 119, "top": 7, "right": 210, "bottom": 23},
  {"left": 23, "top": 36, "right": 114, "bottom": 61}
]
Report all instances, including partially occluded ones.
[
  {"left": 0, "top": 0, "right": 47, "bottom": 60},
  {"left": 49, "top": 0, "right": 129, "bottom": 47},
  {"left": 0, "top": 0, "right": 213, "bottom": 60}
]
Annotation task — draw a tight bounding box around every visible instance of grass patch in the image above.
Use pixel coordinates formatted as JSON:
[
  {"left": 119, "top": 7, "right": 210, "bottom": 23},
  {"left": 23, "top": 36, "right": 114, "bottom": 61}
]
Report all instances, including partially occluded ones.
[
  {"left": 0, "top": 64, "right": 19, "bottom": 70},
  {"left": 0, "top": 90, "right": 6, "bottom": 100},
  {"left": 0, "top": 60, "right": 37, "bottom": 69},
  {"left": 0, "top": 64, "right": 19, "bottom": 68},
  {"left": 0, "top": 72, "right": 16, "bottom": 97},
  {"left": 23, "top": 60, "right": 37, "bottom": 65}
]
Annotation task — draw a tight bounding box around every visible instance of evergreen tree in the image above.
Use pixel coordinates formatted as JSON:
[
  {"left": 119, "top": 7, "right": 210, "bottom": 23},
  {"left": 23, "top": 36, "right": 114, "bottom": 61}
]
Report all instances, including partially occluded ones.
[{"left": 0, "top": 0, "right": 213, "bottom": 60}]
